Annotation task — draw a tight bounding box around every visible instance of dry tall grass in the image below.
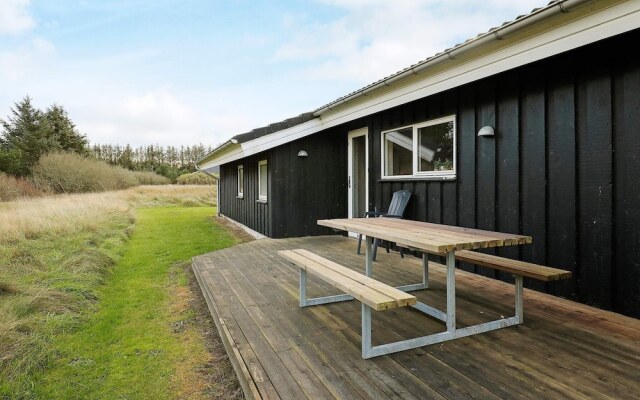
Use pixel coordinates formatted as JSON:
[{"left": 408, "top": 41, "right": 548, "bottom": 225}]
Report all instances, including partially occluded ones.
[
  {"left": 130, "top": 170, "right": 171, "bottom": 185},
  {"left": 0, "top": 185, "right": 215, "bottom": 243},
  {"left": 122, "top": 185, "right": 216, "bottom": 208},
  {"left": 31, "top": 152, "right": 137, "bottom": 193},
  {"left": 0, "top": 185, "right": 217, "bottom": 393},
  {"left": 0, "top": 173, "right": 46, "bottom": 202},
  {"left": 176, "top": 171, "right": 218, "bottom": 185},
  {"left": 0, "top": 192, "right": 131, "bottom": 243},
  {"left": 30, "top": 152, "right": 170, "bottom": 194}
]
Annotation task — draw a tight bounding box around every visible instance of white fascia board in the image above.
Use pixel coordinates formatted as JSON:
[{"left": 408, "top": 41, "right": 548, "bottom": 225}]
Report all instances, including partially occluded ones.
[
  {"left": 317, "top": 1, "right": 639, "bottom": 129},
  {"left": 197, "top": 141, "right": 243, "bottom": 170},
  {"left": 197, "top": 118, "right": 323, "bottom": 169},
  {"left": 200, "top": 165, "right": 220, "bottom": 174},
  {"left": 200, "top": 1, "right": 638, "bottom": 169}
]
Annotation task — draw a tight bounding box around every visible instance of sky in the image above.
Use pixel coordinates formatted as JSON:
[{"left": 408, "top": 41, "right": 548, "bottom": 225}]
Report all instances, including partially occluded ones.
[{"left": 0, "top": 0, "right": 545, "bottom": 147}]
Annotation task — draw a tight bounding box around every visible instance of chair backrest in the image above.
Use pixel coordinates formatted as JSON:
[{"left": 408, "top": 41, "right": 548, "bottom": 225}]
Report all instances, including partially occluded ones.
[{"left": 386, "top": 190, "right": 411, "bottom": 217}]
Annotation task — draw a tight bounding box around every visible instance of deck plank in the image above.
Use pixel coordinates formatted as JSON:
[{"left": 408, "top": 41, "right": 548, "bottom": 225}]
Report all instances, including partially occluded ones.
[
  {"left": 192, "top": 236, "right": 640, "bottom": 400},
  {"left": 243, "top": 240, "right": 446, "bottom": 400},
  {"left": 198, "top": 268, "right": 282, "bottom": 399}
]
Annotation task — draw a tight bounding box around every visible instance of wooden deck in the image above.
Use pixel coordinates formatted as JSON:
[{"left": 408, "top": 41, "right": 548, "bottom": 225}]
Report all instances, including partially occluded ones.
[{"left": 192, "top": 236, "right": 640, "bottom": 400}]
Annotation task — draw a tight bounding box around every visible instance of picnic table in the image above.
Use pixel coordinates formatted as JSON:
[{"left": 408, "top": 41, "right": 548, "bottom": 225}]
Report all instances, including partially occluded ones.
[{"left": 317, "top": 217, "right": 534, "bottom": 358}]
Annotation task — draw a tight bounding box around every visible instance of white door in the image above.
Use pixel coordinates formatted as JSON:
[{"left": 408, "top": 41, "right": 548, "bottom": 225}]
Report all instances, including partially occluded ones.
[{"left": 348, "top": 128, "right": 369, "bottom": 237}]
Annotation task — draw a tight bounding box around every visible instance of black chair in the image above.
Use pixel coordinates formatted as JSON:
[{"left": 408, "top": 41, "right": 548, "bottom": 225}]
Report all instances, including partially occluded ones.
[{"left": 356, "top": 190, "right": 411, "bottom": 260}]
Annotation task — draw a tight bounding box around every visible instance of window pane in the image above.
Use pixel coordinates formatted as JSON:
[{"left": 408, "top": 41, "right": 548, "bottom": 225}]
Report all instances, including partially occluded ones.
[
  {"left": 384, "top": 127, "right": 413, "bottom": 176},
  {"left": 259, "top": 162, "right": 267, "bottom": 198},
  {"left": 238, "top": 166, "right": 243, "bottom": 195},
  {"left": 418, "top": 121, "right": 454, "bottom": 172}
]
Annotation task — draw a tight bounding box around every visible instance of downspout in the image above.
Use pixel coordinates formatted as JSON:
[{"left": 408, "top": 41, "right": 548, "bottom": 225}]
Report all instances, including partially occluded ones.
[
  {"left": 197, "top": 167, "right": 221, "bottom": 217},
  {"left": 312, "top": 0, "right": 593, "bottom": 116}
]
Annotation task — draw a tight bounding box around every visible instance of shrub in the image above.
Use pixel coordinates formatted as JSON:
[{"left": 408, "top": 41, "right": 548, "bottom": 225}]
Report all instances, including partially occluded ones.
[
  {"left": 31, "top": 152, "right": 138, "bottom": 194},
  {"left": 0, "top": 173, "right": 45, "bottom": 201},
  {"left": 176, "top": 171, "right": 217, "bottom": 185},
  {"left": 130, "top": 171, "right": 171, "bottom": 185}
]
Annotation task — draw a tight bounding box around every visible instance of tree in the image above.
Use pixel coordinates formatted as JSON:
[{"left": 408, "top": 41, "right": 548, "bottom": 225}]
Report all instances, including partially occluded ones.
[
  {"left": 0, "top": 96, "right": 53, "bottom": 176},
  {"left": 0, "top": 97, "right": 89, "bottom": 176},
  {"left": 1, "top": 96, "right": 41, "bottom": 149},
  {"left": 44, "top": 104, "right": 88, "bottom": 154}
]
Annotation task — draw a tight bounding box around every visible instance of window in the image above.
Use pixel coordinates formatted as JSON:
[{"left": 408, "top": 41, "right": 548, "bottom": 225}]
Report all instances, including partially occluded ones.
[
  {"left": 237, "top": 165, "right": 244, "bottom": 197},
  {"left": 382, "top": 115, "right": 455, "bottom": 179},
  {"left": 258, "top": 160, "right": 268, "bottom": 201}
]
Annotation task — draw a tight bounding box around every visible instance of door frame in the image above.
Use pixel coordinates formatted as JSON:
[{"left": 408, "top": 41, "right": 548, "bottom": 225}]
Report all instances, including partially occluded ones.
[{"left": 347, "top": 127, "right": 369, "bottom": 236}]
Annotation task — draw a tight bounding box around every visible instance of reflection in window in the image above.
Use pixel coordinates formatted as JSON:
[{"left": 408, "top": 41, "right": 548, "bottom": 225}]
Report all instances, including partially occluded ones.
[
  {"left": 384, "top": 128, "right": 413, "bottom": 176},
  {"left": 381, "top": 115, "right": 456, "bottom": 178},
  {"left": 418, "top": 121, "right": 454, "bottom": 172}
]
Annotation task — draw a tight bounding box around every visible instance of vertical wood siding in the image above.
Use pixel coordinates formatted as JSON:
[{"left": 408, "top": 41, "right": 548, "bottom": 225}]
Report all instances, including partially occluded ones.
[
  {"left": 217, "top": 29, "right": 639, "bottom": 318},
  {"left": 368, "top": 30, "right": 640, "bottom": 317},
  {"left": 270, "top": 127, "right": 348, "bottom": 238},
  {"left": 220, "top": 130, "right": 348, "bottom": 239},
  {"left": 219, "top": 153, "right": 271, "bottom": 237}
]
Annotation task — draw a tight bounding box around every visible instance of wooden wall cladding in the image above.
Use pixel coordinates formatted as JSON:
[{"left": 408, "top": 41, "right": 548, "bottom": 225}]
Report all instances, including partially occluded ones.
[
  {"left": 369, "top": 30, "right": 640, "bottom": 317},
  {"left": 220, "top": 153, "right": 272, "bottom": 237},
  {"left": 219, "top": 29, "right": 640, "bottom": 318}
]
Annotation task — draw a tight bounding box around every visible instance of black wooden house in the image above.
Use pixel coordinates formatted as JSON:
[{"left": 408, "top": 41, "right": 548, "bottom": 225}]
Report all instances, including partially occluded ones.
[{"left": 198, "top": 0, "right": 640, "bottom": 318}]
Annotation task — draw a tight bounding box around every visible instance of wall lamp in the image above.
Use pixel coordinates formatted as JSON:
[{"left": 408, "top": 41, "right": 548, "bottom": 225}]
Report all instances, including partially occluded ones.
[
  {"left": 297, "top": 150, "right": 308, "bottom": 158},
  {"left": 478, "top": 126, "right": 495, "bottom": 137}
]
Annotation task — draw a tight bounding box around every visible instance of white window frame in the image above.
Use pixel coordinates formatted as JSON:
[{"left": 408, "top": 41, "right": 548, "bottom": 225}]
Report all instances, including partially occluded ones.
[
  {"left": 381, "top": 114, "right": 456, "bottom": 180},
  {"left": 237, "top": 165, "right": 244, "bottom": 198},
  {"left": 258, "top": 159, "right": 268, "bottom": 202}
]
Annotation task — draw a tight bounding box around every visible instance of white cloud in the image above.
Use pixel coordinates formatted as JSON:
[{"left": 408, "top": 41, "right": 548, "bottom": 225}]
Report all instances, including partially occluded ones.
[
  {"left": 77, "top": 89, "right": 208, "bottom": 146},
  {"left": 0, "top": 0, "right": 551, "bottom": 149},
  {"left": 0, "top": 0, "right": 35, "bottom": 35},
  {"left": 0, "top": 37, "right": 56, "bottom": 81},
  {"left": 275, "top": 0, "right": 545, "bottom": 83}
]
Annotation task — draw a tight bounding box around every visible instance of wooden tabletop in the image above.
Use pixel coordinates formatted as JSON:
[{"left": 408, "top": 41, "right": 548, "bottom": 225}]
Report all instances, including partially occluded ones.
[{"left": 318, "top": 218, "right": 532, "bottom": 254}]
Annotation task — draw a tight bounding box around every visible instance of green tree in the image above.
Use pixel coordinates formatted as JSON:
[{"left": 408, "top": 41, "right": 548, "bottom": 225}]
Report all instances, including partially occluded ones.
[
  {"left": 0, "top": 97, "right": 88, "bottom": 176},
  {"left": 1, "top": 96, "right": 41, "bottom": 149},
  {"left": 44, "top": 104, "right": 88, "bottom": 154},
  {"left": 0, "top": 96, "right": 54, "bottom": 176}
]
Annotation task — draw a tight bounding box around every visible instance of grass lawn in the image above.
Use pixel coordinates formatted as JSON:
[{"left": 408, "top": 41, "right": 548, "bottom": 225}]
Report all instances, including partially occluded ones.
[
  {"left": 1, "top": 187, "right": 243, "bottom": 399},
  {"left": 33, "top": 207, "right": 239, "bottom": 399}
]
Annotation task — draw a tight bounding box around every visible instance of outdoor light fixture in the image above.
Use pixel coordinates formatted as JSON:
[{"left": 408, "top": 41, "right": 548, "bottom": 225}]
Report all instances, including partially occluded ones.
[
  {"left": 477, "top": 126, "right": 495, "bottom": 137},
  {"left": 297, "top": 150, "right": 308, "bottom": 158}
]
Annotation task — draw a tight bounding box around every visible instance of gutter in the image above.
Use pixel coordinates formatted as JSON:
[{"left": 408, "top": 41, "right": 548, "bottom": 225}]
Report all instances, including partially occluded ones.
[
  {"left": 196, "top": 167, "right": 221, "bottom": 217},
  {"left": 195, "top": 138, "right": 238, "bottom": 166},
  {"left": 312, "top": 0, "right": 593, "bottom": 116}
]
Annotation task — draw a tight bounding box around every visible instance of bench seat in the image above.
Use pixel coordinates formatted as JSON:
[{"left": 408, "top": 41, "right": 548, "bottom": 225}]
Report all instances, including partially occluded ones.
[
  {"left": 454, "top": 250, "right": 572, "bottom": 281},
  {"left": 278, "top": 248, "right": 416, "bottom": 311},
  {"left": 278, "top": 247, "right": 571, "bottom": 359}
]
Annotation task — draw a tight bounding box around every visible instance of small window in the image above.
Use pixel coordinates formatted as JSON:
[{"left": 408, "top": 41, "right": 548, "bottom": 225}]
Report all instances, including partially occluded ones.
[
  {"left": 237, "top": 165, "right": 244, "bottom": 197},
  {"left": 382, "top": 115, "right": 455, "bottom": 179},
  {"left": 258, "top": 160, "right": 267, "bottom": 201}
]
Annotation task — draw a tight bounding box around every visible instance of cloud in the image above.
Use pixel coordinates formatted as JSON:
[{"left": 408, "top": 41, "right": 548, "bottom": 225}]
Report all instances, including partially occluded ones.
[
  {"left": 77, "top": 89, "right": 207, "bottom": 146},
  {"left": 275, "top": 0, "right": 544, "bottom": 83},
  {"left": 0, "top": 0, "right": 550, "bottom": 149},
  {"left": 0, "top": 0, "right": 35, "bottom": 35},
  {"left": 0, "top": 37, "right": 56, "bottom": 81}
]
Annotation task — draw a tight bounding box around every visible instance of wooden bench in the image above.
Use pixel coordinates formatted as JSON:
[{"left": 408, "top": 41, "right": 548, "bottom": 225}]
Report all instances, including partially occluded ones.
[
  {"left": 279, "top": 248, "right": 572, "bottom": 359},
  {"left": 278, "top": 249, "right": 417, "bottom": 358},
  {"left": 449, "top": 250, "right": 571, "bottom": 335},
  {"left": 454, "top": 250, "right": 572, "bottom": 281},
  {"left": 278, "top": 249, "right": 416, "bottom": 310}
]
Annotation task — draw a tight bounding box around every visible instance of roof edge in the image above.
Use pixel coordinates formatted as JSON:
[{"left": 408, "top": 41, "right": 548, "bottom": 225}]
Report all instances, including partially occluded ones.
[
  {"left": 312, "top": 0, "right": 594, "bottom": 116},
  {"left": 195, "top": 138, "right": 239, "bottom": 166}
]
